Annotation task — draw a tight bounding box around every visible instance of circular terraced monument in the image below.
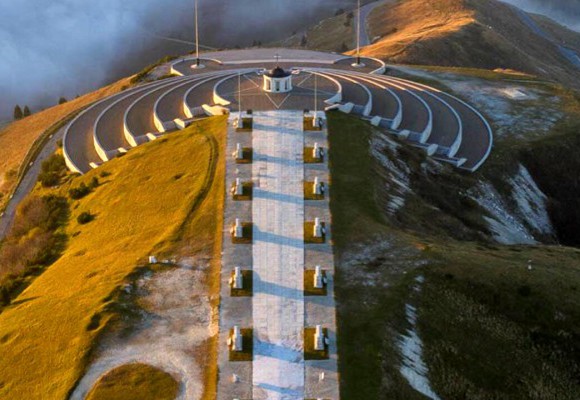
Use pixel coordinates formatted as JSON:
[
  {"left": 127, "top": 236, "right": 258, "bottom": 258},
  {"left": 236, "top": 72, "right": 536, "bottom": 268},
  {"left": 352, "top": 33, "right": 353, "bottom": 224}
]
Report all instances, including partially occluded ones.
[{"left": 61, "top": 47, "right": 493, "bottom": 400}]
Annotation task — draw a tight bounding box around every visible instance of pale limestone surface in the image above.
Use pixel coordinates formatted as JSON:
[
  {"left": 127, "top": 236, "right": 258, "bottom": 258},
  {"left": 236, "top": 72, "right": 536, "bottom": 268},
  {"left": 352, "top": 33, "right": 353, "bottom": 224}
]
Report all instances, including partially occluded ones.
[
  {"left": 252, "top": 111, "right": 305, "bottom": 400},
  {"left": 217, "top": 111, "right": 339, "bottom": 400}
]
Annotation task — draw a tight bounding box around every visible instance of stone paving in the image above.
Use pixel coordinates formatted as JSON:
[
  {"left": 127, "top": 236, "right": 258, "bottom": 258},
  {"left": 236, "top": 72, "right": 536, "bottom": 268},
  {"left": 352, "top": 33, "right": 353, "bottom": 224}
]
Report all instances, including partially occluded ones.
[
  {"left": 217, "top": 110, "right": 340, "bottom": 400},
  {"left": 252, "top": 111, "right": 305, "bottom": 400}
]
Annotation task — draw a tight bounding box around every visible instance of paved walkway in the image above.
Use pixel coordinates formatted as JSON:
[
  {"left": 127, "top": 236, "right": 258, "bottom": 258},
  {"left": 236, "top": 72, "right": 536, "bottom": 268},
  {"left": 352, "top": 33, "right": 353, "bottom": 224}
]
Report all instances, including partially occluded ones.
[
  {"left": 217, "top": 110, "right": 340, "bottom": 400},
  {"left": 252, "top": 111, "right": 305, "bottom": 400}
]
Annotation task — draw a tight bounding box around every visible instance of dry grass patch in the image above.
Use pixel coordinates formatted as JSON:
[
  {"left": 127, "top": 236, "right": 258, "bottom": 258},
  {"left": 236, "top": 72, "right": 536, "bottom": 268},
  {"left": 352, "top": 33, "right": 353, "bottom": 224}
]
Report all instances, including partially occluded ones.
[
  {"left": 0, "top": 77, "right": 130, "bottom": 210},
  {"left": 0, "top": 116, "right": 227, "bottom": 399},
  {"left": 86, "top": 363, "right": 179, "bottom": 400}
]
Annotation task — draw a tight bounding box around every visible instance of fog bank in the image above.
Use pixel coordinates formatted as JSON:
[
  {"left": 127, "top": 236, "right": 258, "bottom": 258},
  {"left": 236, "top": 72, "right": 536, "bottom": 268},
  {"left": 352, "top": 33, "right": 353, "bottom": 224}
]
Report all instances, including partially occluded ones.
[
  {"left": 502, "top": 0, "right": 580, "bottom": 31},
  {"left": 0, "top": 0, "right": 354, "bottom": 119},
  {"left": 1, "top": 0, "right": 578, "bottom": 121}
]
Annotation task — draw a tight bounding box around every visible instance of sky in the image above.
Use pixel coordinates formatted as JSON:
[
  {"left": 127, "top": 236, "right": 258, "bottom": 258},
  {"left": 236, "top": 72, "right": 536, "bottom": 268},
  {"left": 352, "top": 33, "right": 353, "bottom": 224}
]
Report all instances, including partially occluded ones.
[{"left": 0, "top": 0, "right": 578, "bottom": 120}]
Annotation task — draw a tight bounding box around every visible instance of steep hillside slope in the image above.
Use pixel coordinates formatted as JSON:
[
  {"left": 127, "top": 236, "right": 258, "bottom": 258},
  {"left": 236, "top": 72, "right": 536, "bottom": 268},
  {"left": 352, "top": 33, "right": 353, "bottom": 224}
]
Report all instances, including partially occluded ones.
[
  {"left": 327, "top": 111, "right": 580, "bottom": 400},
  {"left": 363, "top": 0, "right": 580, "bottom": 87},
  {"left": 282, "top": 0, "right": 580, "bottom": 89},
  {"left": 0, "top": 77, "right": 130, "bottom": 212},
  {"left": 0, "top": 117, "right": 226, "bottom": 399}
]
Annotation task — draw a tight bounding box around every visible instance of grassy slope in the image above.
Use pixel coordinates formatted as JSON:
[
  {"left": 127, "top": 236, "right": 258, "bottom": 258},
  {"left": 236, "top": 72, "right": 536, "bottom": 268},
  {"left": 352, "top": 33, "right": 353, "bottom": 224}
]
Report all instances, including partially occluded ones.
[
  {"left": 0, "top": 117, "right": 226, "bottom": 399},
  {"left": 327, "top": 112, "right": 580, "bottom": 399},
  {"left": 86, "top": 363, "right": 179, "bottom": 400},
  {"left": 364, "top": 0, "right": 580, "bottom": 88},
  {"left": 0, "top": 77, "right": 130, "bottom": 210}
]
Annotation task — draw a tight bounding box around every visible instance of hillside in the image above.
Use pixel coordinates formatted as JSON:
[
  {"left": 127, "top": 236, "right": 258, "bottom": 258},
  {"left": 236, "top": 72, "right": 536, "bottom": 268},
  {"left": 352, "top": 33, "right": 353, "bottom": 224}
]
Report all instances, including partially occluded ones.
[
  {"left": 0, "top": 77, "right": 130, "bottom": 212},
  {"left": 283, "top": 0, "right": 580, "bottom": 89},
  {"left": 327, "top": 111, "right": 580, "bottom": 399},
  {"left": 0, "top": 117, "right": 226, "bottom": 399}
]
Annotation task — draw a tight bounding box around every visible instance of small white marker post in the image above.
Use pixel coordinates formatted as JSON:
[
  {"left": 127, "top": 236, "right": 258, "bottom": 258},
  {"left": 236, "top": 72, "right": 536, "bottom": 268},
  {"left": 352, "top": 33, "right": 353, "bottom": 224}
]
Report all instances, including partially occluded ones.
[
  {"left": 234, "top": 178, "right": 243, "bottom": 196},
  {"left": 233, "top": 266, "right": 243, "bottom": 289},
  {"left": 314, "top": 265, "right": 324, "bottom": 289},
  {"left": 314, "top": 325, "right": 325, "bottom": 351},
  {"left": 234, "top": 143, "right": 243, "bottom": 160},
  {"left": 233, "top": 218, "right": 243, "bottom": 238}
]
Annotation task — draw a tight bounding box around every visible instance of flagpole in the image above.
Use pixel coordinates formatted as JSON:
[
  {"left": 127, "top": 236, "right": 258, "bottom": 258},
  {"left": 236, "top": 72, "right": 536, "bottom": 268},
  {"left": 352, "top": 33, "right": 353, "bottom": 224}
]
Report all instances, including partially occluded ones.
[
  {"left": 192, "top": 0, "right": 205, "bottom": 69},
  {"left": 195, "top": 0, "right": 200, "bottom": 66},
  {"left": 238, "top": 71, "right": 242, "bottom": 119},
  {"left": 356, "top": 0, "right": 361, "bottom": 65}
]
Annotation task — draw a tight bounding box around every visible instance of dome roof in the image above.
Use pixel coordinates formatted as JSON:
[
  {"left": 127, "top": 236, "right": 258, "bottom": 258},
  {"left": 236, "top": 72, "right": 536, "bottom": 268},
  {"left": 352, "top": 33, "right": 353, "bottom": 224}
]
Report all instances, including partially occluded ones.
[{"left": 265, "top": 66, "right": 291, "bottom": 78}]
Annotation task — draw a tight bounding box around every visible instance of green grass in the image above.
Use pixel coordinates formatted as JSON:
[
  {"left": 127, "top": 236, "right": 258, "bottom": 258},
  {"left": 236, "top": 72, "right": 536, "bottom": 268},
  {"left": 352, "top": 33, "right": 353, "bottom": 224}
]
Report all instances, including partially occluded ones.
[
  {"left": 326, "top": 112, "right": 386, "bottom": 247},
  {"left": 86, "top": 363, "right": 179, "bottom": 400},
  {"left": 228, "top": 328, "right": 253, "bottom": 362},
  {"left": 0, "top": 116, "right": 227, "bottom": 399},
  {"left": 326, "top": 111, "right": 580, "bottom": 399},
  {"left": 304, "top": 327, "right": 329, "bottom": 360}
]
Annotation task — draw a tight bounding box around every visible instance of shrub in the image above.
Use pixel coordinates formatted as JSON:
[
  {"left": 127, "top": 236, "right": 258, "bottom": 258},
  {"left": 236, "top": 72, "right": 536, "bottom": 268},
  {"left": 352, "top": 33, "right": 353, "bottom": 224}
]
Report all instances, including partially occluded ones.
[
  {"left": 0, "top": 195, "right": 69, "bottom": 285},
  {"left": 23, "top": 106, "right": 31, "bottom": 117},
  {"left": 38, "top": 154, "right": 66, "bottom": 187},
  {"left": 89, "top": 177, "right": 100, "bottom": 189},
  {"left": 77, "top": 211, "right": 94, "bottom": 225},
  {"left": 69, "top": 183, "right": 91, "bottom": 200},
  {"left": 58, "top": 97, "right": 67, "bottom": 105},
  {"left": 0, "top": 286, "right": 10, "bottom": 306}
]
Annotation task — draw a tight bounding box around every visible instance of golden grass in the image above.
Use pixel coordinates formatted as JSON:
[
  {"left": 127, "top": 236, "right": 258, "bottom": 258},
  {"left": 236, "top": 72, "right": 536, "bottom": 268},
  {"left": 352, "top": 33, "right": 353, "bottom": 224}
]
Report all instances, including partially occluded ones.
[
  {"left": 85, "top": 363, "right": 179, "bottom": 400},
  {"left": 0, "top": 77, "right": 130, "bottom": 210},
  {"left": 280, "top": 11, "right": 355, "bottom": 52},
  {"left": 0, "top": 116, "right": 227, "bottom": 399},
  {"left": 361, "top": 0, "right": 475, "bottom": 60}
]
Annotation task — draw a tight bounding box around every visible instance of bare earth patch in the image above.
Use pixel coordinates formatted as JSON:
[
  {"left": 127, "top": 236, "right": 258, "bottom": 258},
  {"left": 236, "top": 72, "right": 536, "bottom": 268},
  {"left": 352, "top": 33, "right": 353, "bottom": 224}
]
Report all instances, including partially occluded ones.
[{"left": 70, "top": 259, "right": 217, "bottom": 400}]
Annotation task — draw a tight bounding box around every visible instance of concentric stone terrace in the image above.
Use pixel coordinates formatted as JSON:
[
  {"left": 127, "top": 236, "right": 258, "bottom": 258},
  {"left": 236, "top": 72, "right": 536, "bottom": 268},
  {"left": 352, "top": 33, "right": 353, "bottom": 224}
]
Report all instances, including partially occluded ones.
[{"left": 63, "top": 48, "right": 493, "bottom": 174}]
